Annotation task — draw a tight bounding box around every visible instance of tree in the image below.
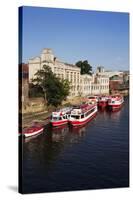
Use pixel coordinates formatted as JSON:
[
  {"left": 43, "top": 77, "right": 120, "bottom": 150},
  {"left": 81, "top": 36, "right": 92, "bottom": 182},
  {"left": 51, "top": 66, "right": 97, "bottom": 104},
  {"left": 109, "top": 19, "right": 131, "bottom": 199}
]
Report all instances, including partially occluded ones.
[
  {"left": 31, "top": 65, "right": 70, "bottom": 107},
  {"left": 75, "top": 60, "right": 92, "bottom": 75},
  {"left": 29, "top": 83, "right": 43, "bottom": 98}
]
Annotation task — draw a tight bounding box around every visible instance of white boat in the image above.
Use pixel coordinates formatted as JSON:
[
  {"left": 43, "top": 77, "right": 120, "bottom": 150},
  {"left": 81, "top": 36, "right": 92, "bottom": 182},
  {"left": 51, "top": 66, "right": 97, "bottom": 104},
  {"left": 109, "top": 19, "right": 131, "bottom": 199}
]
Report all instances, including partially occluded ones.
[
  {"left": 20, "top": 126, "right": 44, "bottom": 137},
  {"left": 108, "top": 95, "right": 124, "bottom": 111},
  {"left": 51, "top": 107, "right": 72, "bottom": 126},
  {"left": 69, "top": 103, "right": 98, "bottom": 126},
  {"left": 87, "top": 96, "right": 99, "bottom": 104},
  {"left": 98, "top": 96, "right": 109, "bottom": 109}
]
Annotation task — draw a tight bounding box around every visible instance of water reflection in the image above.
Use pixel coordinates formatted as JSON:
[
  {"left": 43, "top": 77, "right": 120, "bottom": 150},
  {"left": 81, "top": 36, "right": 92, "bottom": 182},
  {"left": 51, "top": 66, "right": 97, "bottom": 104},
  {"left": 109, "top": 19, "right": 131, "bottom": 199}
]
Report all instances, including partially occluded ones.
[
  {"left": 109, "top": 109, "right": 121, "bottom": 120},
  {"left": 23, "top": 123, "right": 90, "bottom": 166},
  {"left": 52, "top": 125, "right": 69, "bottom": 142},
  {"left": 24, "top": 130, "right": 44, "bottom": 143},
  {"left": 51, "top": 123, "right": 88, "bottom": 144}
]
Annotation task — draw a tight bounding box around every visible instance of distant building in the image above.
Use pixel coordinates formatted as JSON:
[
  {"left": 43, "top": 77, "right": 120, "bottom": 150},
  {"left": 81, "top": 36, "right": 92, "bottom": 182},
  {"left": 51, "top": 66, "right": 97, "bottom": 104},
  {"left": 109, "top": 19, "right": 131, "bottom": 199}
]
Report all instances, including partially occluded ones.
[
  {"left": 123, "top": 71, "right": 129, "bottom": 83},
  {"left": 28, "top": 48, "right": 109, "bottom": 97},
  {"left": 96, "top": 66, "right": 124, "bottom": 78},
  {"left": 92, "top": 75, "right": 109, "bottom": 95},
  {"left": 80, "top": 74, "right": 92, "bottom": 96},
  {"left": 109, "top": 74, "right": 123, "bottom": 92}
]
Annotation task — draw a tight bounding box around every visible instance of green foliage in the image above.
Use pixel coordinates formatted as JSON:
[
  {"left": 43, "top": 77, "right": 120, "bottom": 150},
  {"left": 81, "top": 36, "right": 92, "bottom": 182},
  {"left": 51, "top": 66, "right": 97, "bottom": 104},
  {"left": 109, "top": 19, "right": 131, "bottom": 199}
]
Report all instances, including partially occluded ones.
[
  {"left": 75, "top": 60, "right": 92, "bottom": 75},
  {"left": 110, "top": 75, "right": 120, "bottom": 80},
  {"left": 31, "top": 65, "right": 70, "bottom": 107},
  {"left": 29, "top": 83, "right": 43, "bottom": 98}
]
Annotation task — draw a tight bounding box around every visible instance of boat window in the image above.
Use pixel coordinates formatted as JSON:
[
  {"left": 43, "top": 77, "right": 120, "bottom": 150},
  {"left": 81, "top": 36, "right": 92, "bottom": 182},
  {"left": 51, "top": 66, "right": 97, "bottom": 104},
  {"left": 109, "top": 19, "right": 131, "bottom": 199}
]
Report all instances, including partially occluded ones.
[
  {"left": 81, "top": 114, "right": 84, "bottom": 118},
  {"left": 63, "top": 116, "right": 66, "bottom": 119},
  {"left": 52, "top": 117, "right": 59, "bottom": 121},
  {"left": 85, "top": 108, "right": 95, "bottom": 117},
  {"left": 71, "top": 115, "right": 80, "bottom": 119},
  {"left": 85, "top": 112, "right": 88, "bottom": 117}
]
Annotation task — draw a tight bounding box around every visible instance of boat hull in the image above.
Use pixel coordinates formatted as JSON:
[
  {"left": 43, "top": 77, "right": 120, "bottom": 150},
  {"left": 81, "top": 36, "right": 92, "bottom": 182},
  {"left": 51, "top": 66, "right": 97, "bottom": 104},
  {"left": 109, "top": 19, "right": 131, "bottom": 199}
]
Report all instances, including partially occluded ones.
[
  {"left": 23, "top": 128, "right": 44, "bottom": 137},
  {"left": 108, "top": 102, "right": 123, "bottom": 111},
  {"left": 51, "top": 120, "right": 68, "bottom": 127},
  {"left": 98, "top": 101, "right": 108, "bottom": 109}
]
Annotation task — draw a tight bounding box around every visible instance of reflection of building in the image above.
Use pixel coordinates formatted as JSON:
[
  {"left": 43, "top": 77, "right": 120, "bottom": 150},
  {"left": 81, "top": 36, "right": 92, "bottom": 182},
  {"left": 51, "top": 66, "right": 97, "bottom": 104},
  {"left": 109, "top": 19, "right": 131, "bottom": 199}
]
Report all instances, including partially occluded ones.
[{"left": 29, "top": 48, "right": 109, "bottom": 96}]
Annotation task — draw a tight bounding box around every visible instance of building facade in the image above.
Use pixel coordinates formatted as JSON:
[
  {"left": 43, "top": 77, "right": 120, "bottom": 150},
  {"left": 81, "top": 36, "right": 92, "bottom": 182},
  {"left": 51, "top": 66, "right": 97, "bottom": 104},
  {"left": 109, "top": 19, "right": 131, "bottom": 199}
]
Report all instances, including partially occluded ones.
[
  {"left": 28, "top": 48, "right": 109, "bottom": 97},
  {"left": 29, "top": 49, "right": 80, "bottom": 97}
]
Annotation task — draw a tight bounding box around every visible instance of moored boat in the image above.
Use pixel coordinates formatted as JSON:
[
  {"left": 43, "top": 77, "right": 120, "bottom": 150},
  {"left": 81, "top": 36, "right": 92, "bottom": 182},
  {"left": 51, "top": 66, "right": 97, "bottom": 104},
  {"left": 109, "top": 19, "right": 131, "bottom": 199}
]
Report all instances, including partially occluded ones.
[
  {"left": 87, "top": 96, "right": 99, "bottom": 104},
  {"left": 98, "top": 96, "right": 109, "bottom": 109},
  {"left": 20, "top": 126, "right": 44, "bottom": 137},
  {"left": 68, "top": 103, "right": 97, "bottom": 126},
  {"left": 51, "top": 107, "right": 72, "bottom": 127},
  {"left": 108, "top": 94, "right": 124, "bottom": 111}
]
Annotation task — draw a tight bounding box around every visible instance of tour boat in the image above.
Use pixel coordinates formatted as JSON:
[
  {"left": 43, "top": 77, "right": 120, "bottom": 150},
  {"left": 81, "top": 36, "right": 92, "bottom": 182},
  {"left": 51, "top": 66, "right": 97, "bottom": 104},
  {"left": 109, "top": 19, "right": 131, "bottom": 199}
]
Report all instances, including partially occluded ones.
[
  {"left": 98, "top": 96, "right": 109, "bottom": 109},
  {"left": 51, "top": 107, "right": 72, "bottom": 127},
  {"left": 21, "top": 126, "right": 44, "bottom": 137},
  {"left": 68, "top": 103, "right": 98, "bottom": 126},
  {"left": 108, "top": 95, "right": 124, "bottom": 111},
  {"left": 87, "top": 96, "right": 99, "bottom": 104}
]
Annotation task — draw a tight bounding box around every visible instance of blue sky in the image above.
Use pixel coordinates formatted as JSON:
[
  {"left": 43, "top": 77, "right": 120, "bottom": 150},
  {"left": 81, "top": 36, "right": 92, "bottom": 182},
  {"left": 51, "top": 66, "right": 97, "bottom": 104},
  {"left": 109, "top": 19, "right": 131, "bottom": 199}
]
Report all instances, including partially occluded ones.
[{"left": 22, "top": 6, "right": 129, "bottom": 71}]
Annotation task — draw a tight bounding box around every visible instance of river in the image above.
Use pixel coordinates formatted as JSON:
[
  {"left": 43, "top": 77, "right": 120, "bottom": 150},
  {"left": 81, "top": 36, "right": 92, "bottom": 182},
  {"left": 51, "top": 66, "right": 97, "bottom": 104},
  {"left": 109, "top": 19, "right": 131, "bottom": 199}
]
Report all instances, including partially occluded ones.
[{"left": 20, "top": 96, "right": 129, "bottom": 193}]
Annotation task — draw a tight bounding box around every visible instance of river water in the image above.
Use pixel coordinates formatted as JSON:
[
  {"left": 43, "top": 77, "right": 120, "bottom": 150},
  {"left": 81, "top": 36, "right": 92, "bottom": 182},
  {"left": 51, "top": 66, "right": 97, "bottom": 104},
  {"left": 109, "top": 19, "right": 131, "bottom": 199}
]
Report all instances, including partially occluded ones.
[{"left": 21, "top": 96, "right": 129, "bottom": 193}]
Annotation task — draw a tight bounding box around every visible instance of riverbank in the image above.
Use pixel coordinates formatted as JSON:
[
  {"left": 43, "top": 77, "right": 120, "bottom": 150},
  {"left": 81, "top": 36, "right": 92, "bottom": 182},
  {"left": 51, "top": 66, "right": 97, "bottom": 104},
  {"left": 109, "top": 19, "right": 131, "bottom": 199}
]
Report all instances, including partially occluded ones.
[{"left": 21, "top": 96, "right": 84, "bottom": 128}]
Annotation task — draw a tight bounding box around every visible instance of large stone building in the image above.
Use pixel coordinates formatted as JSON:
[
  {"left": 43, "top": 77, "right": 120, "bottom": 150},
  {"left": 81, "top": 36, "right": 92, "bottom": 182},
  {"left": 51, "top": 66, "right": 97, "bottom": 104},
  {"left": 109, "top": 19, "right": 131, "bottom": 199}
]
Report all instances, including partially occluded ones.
[
  {"left": 28, "top": 48, "right": 109, "bottom": 97},
  {"left": 29, "top": 49, "right": 80, "bottom": 97}
]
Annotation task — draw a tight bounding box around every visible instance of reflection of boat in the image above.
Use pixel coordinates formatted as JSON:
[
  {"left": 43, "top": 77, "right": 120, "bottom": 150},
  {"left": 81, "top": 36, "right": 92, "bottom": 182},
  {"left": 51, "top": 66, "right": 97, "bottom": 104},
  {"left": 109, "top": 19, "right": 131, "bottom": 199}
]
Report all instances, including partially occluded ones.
[
  {"left": 98, "top": 96, "right": 109, "bottom": 109},
  {"left": 52, "top": 124, "right": 68, "bottom": 131},
  {"left": 20, "top": 126, "right": 44, "bottom": 137},
  {"left": 52, "top": 125, "right": 69, "bottom": 142},
  {"left": 51, "top": 107, "right": 72, "bottom": 127},
  {"left": 108, "top": 95, "right": 124, "bottom": 111},
  {"left": 71, "top": 124, "right": 86, "bottom": 136},
  {"left": 69, "top": 103, "right": 97, "bottom": 126},
  {"left": 24, "top": 131, "right": 43, "bottom": 143}
]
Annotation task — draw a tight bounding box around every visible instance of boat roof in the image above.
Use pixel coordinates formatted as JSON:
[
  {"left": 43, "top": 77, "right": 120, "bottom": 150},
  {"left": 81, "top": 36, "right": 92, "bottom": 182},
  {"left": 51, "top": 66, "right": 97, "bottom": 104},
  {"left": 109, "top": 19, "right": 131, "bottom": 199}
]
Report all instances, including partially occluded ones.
[{"left": 73, "top": 103, "right": 95, "bottom": 110}]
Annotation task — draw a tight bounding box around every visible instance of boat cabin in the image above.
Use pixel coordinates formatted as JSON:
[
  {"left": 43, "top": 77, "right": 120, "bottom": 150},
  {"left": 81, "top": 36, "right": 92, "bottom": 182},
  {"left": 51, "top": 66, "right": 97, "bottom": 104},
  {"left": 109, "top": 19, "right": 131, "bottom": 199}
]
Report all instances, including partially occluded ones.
[{"left": 70, "top": 104, "right": 96, "bottom": 120}]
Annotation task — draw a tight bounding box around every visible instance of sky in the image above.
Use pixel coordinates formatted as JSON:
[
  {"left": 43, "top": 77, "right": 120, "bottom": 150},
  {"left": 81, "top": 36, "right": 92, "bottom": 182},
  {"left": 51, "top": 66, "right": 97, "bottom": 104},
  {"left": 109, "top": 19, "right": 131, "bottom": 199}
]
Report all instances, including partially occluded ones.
[{"left": 21, "top": 6, "right": 129, "bottom": 71}]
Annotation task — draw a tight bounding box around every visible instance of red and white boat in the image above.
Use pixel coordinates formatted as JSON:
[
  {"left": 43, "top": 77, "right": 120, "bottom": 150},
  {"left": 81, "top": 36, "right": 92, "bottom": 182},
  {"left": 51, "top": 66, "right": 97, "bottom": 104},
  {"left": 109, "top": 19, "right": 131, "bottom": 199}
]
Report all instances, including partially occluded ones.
[
  {"left": 108, "top": 95, "right": 124, "bottom": 111},
  {"left": 20, "top": 126, "right": 44, "bottom": 137},
  {"left": 87, "top": 96, "right": 99, "bottom": 104},
  {"left": 98, "top": 96, "right": 109, "bottom": 109},
  {"left": 68, "top": 103, "right": 98, "bottom": 126},
  {"left": 51, "top": 107, "right": 72, "bottom": 127}
]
